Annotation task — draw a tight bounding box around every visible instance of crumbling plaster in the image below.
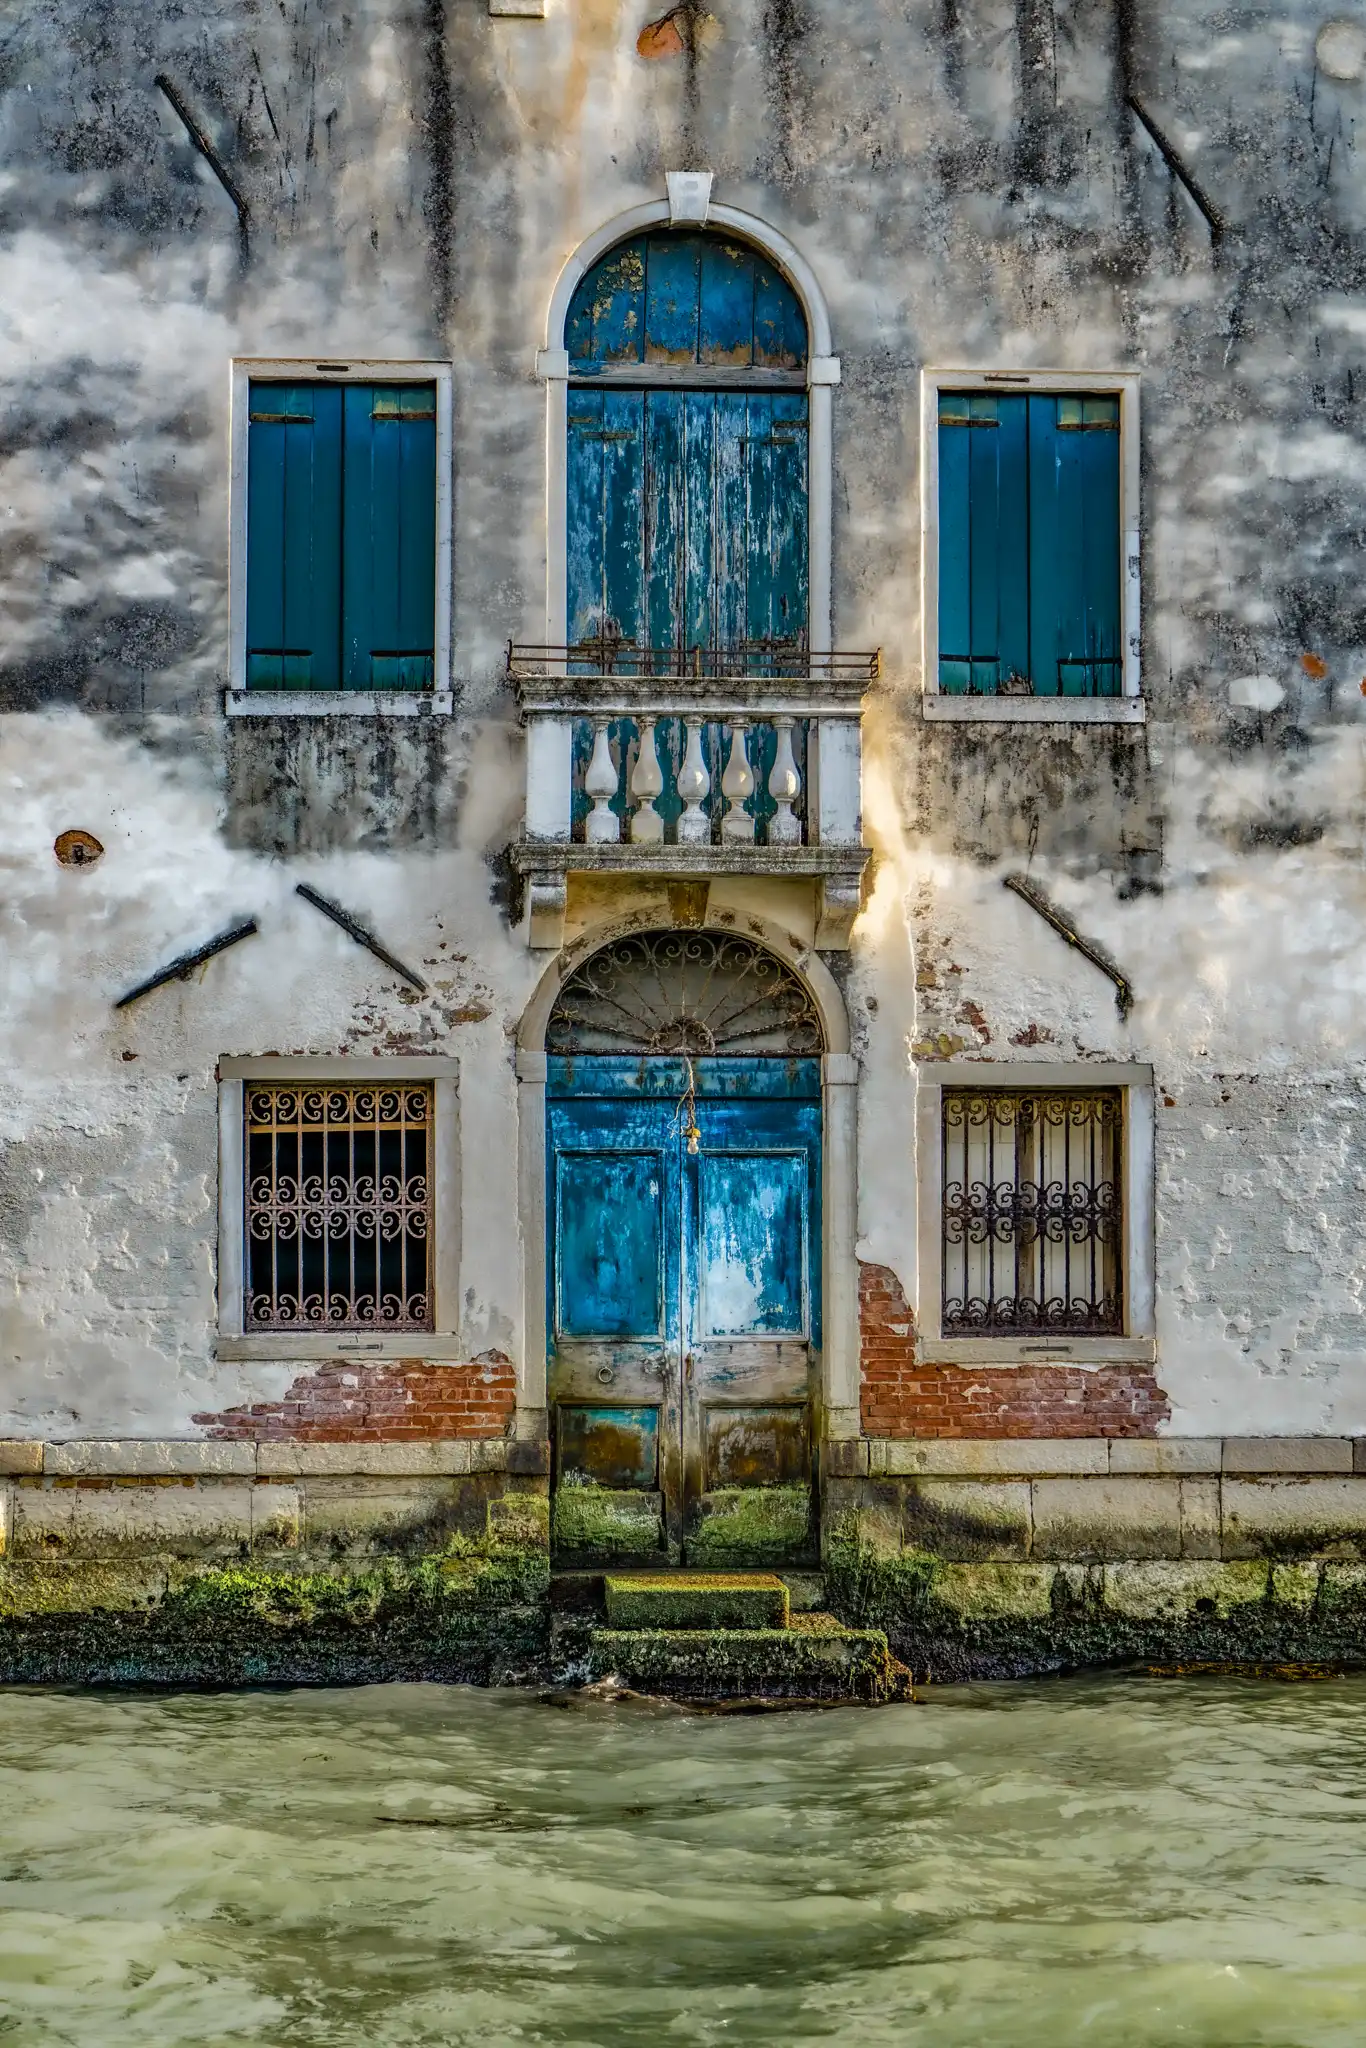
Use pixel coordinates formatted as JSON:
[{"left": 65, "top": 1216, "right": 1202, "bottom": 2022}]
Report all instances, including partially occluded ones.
[{"left": 3, "top": 0, "right": 1366, "bottom": 1437}]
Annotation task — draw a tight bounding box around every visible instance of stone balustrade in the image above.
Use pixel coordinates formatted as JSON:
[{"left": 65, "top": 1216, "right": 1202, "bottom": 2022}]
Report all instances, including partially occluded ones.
[{"left": 508, "top": 645, "right": 876, "bottom": 949}]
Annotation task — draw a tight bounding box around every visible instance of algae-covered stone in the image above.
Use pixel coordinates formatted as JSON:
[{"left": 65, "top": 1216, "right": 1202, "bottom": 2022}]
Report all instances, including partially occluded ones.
[
  {"left": 687, "top": 1486, "right": 810, "bottom": 1565},
  {"left": 1102, "top": 1561, "right": 1269, "bottom": 1621},
  {"left": 604, "top": 1572, "right": 789, "bottom": 1630},
  {"left": 0, "top": 1559, "right": 170, "bottom": 1616},
  {"left": 1319, "top": 1563, "right": 1366, "bottom": 1613},
  {"left": 487, "top": 1493, "right": 549, "bottom": 1552},
  {"left": 931, "top": 1563, "right": 1055, "bottom": 1619},
  {"left": 1271, "top": 1561, "right": 1322, "bottom": 1613},
  {"left": 590, "top": 1611, "right": 908, "bottom": 1701},
  {"left": 552, "top": 1484, "right": 662, "bottom": 1557}
]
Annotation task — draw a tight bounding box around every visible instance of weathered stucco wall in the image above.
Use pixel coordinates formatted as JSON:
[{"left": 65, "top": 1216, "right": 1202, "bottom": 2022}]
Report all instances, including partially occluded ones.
[{"left": 4, "top": 0, "right": 1366, "bottom": 1442}]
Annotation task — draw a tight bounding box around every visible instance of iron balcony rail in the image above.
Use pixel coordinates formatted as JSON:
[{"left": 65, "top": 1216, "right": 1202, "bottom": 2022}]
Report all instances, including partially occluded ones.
[{"left": 508, "top": 641, "right": 880, "bottom": 687}]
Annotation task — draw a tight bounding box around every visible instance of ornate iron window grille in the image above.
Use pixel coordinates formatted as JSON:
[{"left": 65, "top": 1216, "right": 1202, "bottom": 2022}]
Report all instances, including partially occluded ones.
[
  {"left": 547, "top": 930, "right": 823, "bottom": 1056},
  {"left": 244, "top": 1084, "right": 432, "bottom": 1330},
  {"left": 941, "top": 1089, "right": 1123, "bottom": 1335}
]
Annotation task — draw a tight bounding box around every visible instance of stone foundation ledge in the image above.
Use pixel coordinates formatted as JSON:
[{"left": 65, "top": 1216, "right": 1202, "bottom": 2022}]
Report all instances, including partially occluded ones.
[
  {"left": 864, "top": 1436, "right": 1365, "bottom": 1477},
  {"left": 835, "top": 1460, "right": 1366, "bottom": 1566},
  {"left": 0, "top": 1439, "right": 511, "bottom": 1479}
]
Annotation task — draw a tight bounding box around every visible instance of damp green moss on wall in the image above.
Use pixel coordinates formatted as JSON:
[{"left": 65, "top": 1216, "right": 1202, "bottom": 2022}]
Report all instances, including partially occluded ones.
[
  {"left": 0, "top": 1494, "right": 551, "bottom": 1687},
  {"left": 823, "top": 1518, "right": 1366, "bottom": 1681},
  {"left": 551, "top": 1483, "right": 663, "bottom": 1557},
  {"left": 688, "top": 1486, "right": 811, "bottom": 1565}
]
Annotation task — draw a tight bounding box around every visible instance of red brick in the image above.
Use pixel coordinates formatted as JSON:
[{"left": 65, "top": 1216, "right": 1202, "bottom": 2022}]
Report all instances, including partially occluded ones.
[
  {"left": 193, "top": 1351, "right": 517, "bottom": 1445},
  {"left": 858, "top": 1260, "right": 1168, "bottom": 1440}
]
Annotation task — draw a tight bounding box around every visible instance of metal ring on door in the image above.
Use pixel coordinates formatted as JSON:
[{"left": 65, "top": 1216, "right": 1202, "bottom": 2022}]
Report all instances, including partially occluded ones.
[{"left": 596, "top": 1366, "right": 615, "bottom": 1386}]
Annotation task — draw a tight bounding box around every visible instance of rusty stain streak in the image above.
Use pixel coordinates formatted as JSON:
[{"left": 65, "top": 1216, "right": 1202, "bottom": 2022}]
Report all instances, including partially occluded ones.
[
  {"left": 154, "top": 73, "right": 251, "bottom": 268},
  {"left": 1002, "top": 874, "right": 1134, "bottom": 1018}
]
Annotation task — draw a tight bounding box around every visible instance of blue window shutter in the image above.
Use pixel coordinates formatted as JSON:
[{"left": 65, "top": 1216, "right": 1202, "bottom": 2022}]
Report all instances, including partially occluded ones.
[
  {"left": 1028, "top": 394, "right": 1120, "bottom": 696},
  {"left": 937, "top": 393, "right": 1026, "bottom": 693},
  {"left": 341, "top": 385, "right": 437, "bottom": 690},
  {"left": 567, "top": 389, "right": 645, "bottom": 645},
  {"left": 937, "top": 397, "right": 973, "bottom": 692},
  {"left": 246, "top": 383, "right": 342, "bottom": 689},
  {"left": 644, "top": 391, "right": 683, "bottom": 653}
]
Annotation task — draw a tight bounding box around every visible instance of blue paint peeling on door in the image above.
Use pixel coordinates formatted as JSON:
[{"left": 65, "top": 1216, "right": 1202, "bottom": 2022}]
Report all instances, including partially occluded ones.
[{"left": 547, "top": 1058, "right": 821, "bottom": 1557}]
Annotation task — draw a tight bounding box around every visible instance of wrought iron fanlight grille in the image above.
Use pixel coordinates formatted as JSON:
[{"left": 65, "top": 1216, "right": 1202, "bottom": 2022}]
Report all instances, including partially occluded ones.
[
  {"left": 547, "top": 931, "right": 823, "bottom": 1056},
  {"left": 941, "top": 1088, "right": 1123, "bottom": 1335},
  {"left": 244, "top": 1084, "right": 433, "bottom": 1330}
]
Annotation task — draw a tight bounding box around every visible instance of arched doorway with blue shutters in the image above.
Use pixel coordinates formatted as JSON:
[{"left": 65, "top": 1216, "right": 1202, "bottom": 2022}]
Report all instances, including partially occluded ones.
[
  {"left": 564, "top": 232, "right": 811, "bottom": 836},
  {"left": 545, "top": 930, "right": 824, "bottom": 1567}
]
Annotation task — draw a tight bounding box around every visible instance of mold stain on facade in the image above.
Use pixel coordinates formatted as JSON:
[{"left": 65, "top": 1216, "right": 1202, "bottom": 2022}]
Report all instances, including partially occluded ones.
[{"left": 5, "top": 0, "right": 1366, "bottom": 1686}]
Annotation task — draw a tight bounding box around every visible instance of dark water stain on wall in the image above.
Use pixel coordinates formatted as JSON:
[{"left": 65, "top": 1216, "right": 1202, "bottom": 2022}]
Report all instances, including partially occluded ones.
[{"left": 224, "top": 721, "right": 459, "bottom": 856}]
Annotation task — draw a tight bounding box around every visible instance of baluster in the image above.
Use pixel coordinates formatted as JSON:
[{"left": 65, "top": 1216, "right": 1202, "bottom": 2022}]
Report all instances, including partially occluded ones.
[
  {"left": 720, "top": 720, "right": 755, "bottom": 842},
  {"left": 676, "top": 717, "right": 712, "bottom": 844},
  {"left": 629, "top": 717, "right": 665, "bottom": 843},
  {"left": 766, "top": 716, "right": 802, "bottom": 844},
  {"left": 583, "top": 717, "right": 621, "bottom": 843}
]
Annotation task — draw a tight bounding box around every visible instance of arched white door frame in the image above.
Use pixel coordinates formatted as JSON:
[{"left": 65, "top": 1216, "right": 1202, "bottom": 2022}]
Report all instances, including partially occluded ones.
[
  {"left": 536, "top": 195, "right": 840, "bottom": 660},
  {"left": 514, "top": 906, "right": 861, "bottom": 1454}
]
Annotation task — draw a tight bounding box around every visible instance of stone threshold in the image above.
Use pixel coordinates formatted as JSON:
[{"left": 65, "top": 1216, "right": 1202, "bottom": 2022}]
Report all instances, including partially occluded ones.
[
  {"left": 865, "top": 1437, "right": 1366, "bottom": 1477},
  {"left": 0, "top": 1440, "right": 512, "bottom": 1479}
]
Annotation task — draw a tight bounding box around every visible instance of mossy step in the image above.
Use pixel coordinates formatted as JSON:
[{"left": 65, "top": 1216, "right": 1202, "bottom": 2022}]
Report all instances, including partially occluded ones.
[
  {"left": 590, "top": 1612, "right": 913, "bottom": 1703},
  {"left": 604, "top": 1572, "right": 790, "bottom": 1631}
]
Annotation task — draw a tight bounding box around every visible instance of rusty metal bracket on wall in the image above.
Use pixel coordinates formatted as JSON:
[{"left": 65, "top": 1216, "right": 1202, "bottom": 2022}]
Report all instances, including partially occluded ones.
[
  {"left": 115, "top": 919, "right": 259, "bottom": 1009},
  {"left": 295, "top": 884, "right": 428, "bottom": 993},
  {"left": 1003, "top": 874, "right": 1134, "bottom": 1018},
  {"left": 155, "top": 74, "right": 251, "bottom": 267}
]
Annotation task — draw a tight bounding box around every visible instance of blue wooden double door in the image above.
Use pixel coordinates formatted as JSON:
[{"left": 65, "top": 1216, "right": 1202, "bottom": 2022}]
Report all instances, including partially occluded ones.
[{"left": 548, "top": 1058, "right": 821, "bottom": 1560}]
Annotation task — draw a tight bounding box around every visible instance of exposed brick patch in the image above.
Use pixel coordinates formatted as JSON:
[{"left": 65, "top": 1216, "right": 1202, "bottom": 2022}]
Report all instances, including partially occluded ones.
[
  {"left": 194, "top": 1352, "right": 516, "bottom": 1442},
  {"left": 859, "top": 1262, "right": 1169, "bottom": 1439}
]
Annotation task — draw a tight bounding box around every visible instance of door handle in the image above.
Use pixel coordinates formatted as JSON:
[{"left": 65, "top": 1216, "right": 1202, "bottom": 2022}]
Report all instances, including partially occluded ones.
[{"left": 684, "top": 1353, "right": 694, "bottom": 1383}]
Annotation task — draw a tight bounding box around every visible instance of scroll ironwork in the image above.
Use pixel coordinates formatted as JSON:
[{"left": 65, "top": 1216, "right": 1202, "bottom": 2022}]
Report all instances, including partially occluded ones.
[
  {"left": 547, "top": 930, "right": 823, "bottom": 1056},
  {"left": 941, "top": 1089, "right": 1123, "bottom": 1335},
  {"left": 244, "top": 1084, "right": 432, "bottom": 1330}
]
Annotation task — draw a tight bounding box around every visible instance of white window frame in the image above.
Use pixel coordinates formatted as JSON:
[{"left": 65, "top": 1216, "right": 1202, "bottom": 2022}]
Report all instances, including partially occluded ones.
[
  {"left": 915, "top": 1060, "right": 1155, "bottom": 1364},
  {"left": 216, "top": 1056, "right": 461, "bottom": 1360},
  {"left": 919, "top": 368, "right": 1143, "bottom": 724},
  {"left": 226, "top": 358, "right": 454, "bottom": 719}
]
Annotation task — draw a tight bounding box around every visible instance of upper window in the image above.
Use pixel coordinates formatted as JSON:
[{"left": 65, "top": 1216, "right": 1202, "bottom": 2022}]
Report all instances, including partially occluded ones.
[
  {"left": 228, "top": 362, "right": 452, "bottom": 711},
  {"left": 921, "top": 372, "right": 1140, "bottom": 720},
  {"left": 246, "top": 381, "right": 436, "bottom": 691},
  {"left": 938, "top": 393, "right": 1120, "bottom": 698}
]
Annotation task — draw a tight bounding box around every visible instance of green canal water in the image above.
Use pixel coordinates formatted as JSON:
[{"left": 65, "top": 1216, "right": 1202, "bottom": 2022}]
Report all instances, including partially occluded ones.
[{"left": 0, "top": 1675, "right": 1364, "bottom": 2045}]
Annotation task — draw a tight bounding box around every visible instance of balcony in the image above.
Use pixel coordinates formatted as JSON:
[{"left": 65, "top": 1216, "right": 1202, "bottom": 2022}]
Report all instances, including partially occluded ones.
[{"left": 508, "top": 642, "right": 878, "bottom": 950}]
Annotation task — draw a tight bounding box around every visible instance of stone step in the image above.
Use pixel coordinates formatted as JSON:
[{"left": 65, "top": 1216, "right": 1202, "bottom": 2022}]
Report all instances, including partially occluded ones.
[
  {"left": 589, "top": 1612, "right": 914, "bottom": 1704},
  {"left": 604, "top": 1571, "right": 790, "bottom": 1631}
]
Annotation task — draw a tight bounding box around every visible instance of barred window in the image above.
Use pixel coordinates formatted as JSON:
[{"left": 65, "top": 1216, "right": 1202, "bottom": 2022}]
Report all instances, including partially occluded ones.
[
  {"left": 244, "top": 1085, "right": 432, "bottom": 1330},
  {"left": 942, "top": 1088, "right": 1123, "bottom": 1335}
]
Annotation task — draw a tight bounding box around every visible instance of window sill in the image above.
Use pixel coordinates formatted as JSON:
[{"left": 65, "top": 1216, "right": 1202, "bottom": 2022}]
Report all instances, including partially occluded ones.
[
  {"left": 922, "top": 696, "right": 1145, "bottom": 724},
  {"left": 919, "top": 1336, "right": 1157, "bottom": 1366},
  {"left": 216, "top": 1334, "right": 467, "bottom": 1363},
  {"left": 224, "top": 691, "right": 454, "bottom": 719}
]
